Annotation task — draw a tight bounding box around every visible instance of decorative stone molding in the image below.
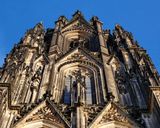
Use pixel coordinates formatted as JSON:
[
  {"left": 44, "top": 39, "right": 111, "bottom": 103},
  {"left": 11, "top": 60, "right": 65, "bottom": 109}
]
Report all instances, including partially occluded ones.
[
  {"left": 26, "top": 106, "right": 63, "bottom": 125},
  {"left": 0, "top": 83, "right": 20, "bottom": 110},
  {"left": 89, "top": 102, "right": 138, "bottom": 128},
  {"left": 98, "top": 105, "right": 128, "bottom": 124},
  {"left": 150, "top": 87, "right": 160, "bottom": 107},
  {"left": 13, "top": 100, "right": 70, "bottom": 128}
]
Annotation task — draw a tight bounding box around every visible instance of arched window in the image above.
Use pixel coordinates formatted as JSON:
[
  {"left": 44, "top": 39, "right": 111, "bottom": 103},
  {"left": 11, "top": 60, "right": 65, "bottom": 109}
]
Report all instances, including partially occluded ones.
[
  {"left": 63, "top": 76, "right": 71, "bottom": 104},
  {"left": 90, "top": 76, "right": 96, "bottom": 104},
  {"left": 62, "top": 72, "right": 96, "bottom": 105},
  {"left": 69, "top": 41, "right": 74, "bottom": 49},
  {"left": 85, "top": 76, "right": 92, "bottom": 104},
  {"left": 69, "top": 39, "right": 90, "bottom": 50},
  {"left": 69, "top": 41, "right": 79, "bottom": 49}
]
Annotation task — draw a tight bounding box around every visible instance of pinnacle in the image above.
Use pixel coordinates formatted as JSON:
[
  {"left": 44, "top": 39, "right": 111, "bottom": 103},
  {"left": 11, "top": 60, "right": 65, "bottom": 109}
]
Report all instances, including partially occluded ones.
[{"left": 72, "top": 10, "right": 84, "bottom": 18}]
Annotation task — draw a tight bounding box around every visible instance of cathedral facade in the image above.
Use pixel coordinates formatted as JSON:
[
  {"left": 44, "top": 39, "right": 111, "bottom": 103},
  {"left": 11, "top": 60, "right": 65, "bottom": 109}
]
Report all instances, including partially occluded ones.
[{"left": 0, "top": 11, "right": 160, "bottom": 128}]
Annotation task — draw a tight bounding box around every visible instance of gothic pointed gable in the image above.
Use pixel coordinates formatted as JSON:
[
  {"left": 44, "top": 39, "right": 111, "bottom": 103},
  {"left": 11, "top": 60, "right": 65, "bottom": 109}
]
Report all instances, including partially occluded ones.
[
  {"left": 14, "top": 99, "right": 70, "bottom": 128},
  {"left": 150, "top": 87, "right": 160, "bottom": 109},
  {"left": 61, "top": 11, "right": 95, "bottom": 36},
  {"left": 89, "top": 102, "right": 140, "bottom": 128},
  {"left": 55, "top": 47, "right": 102, "bottom": 71}
]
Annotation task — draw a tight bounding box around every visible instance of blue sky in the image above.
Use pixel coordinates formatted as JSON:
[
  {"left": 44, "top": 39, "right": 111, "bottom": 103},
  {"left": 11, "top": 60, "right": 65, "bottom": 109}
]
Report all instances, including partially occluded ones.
[{"left": 0, "top": 0, "right": 160, "bottom": 72}]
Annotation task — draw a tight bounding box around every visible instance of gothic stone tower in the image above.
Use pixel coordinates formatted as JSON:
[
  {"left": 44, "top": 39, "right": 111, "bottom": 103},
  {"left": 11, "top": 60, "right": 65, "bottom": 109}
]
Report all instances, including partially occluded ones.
[{"left": 0, "top": 11, "right": 160, "bottom": 128}]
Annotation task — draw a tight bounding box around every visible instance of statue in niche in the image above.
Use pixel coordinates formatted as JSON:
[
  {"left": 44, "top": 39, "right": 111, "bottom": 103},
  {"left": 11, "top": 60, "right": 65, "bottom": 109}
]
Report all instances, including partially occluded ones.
[
  {"left": 72, "top": 70, "right": 86, "bottom": 105},
  {"left": 29, "top": 67, "right": 42, "bottom": 103},
  {"left": 115, "top": 70, "right": 127, "bottom": 94},
  {"left": 115, "top": 69, "right": 132, "bottom": 106},
  {"left": 29, "top": 82, "right": 37, "bottom": 103}
]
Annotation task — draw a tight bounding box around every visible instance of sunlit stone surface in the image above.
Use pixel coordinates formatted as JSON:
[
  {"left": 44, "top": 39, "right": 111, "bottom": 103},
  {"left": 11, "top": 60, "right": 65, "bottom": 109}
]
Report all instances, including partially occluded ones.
[{"left": 0, "top": 11, "right": 160, "bottom": 128}]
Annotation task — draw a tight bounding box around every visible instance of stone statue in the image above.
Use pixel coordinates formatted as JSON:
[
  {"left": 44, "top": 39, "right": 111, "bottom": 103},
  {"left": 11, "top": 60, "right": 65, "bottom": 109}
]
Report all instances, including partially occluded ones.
[
  {"left": 29, "top": 67, "right": 42, "bottom": 103},
  {"left": 73, "top": 70, "right": 86, "bottom": 105}
]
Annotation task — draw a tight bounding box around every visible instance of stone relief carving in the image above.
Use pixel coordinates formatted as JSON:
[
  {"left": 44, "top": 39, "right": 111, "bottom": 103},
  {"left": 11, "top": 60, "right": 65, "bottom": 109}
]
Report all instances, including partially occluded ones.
[
  {"left": 26, "top": 105, "right": 64, "bottom": 127},
  {"left": 99, "top": 105, "right": 129, "bottom": 124},
  {"left": 84, "top": 105, "right": 104, "bottom": 124},
  {"left": 5, "top": 47, "right": 26, "bottom": 75},
  {"left": 62, "top": 21, "right": 94, "bottom": 34}
]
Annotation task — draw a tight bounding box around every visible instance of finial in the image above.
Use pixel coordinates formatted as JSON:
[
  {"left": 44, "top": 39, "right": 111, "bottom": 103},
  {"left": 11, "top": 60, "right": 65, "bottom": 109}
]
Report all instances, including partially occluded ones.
[
  {"left": 40, "top": 21, "right": 43, "bottom": 24},
  {"left": 115, "top": 24, "right": 124, "bottom": 34},
  {"left": 115, "top": 24, "right": 123, "bottom": 30},
  {"left": 72, "top": 10, "right": 83, "bottom": 18},
  {"left": 92, "top": 16, "right": 99, "bottom": 21},
  {"left": 58, "top": 15, "right": 66, "bottom": 20}
]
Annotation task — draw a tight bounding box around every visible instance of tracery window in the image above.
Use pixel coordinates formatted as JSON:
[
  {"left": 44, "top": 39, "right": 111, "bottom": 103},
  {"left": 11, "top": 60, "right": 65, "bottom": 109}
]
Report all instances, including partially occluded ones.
[
  {"left": 63, "top": 76, "right": 71, "bottom": 104},
  {"left": 69, "top": 39, "right": 89, "bottom": 50},
  {"left": 85, "top": 76, "right": 92, "bottom": 104},
  {"left": 62, "top": 71, "right": 96, "bottom": 105}
]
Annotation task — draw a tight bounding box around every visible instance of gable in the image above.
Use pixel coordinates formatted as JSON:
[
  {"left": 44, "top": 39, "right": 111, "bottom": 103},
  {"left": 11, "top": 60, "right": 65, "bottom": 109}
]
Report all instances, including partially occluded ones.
[
  {"left": 59, "top": 16, "right": 96, "bottom": 42},
  {"left": 61, "top": 17, "right": 95, "bottom": 35},
  {"left": 13, "top": 99, "right": 70, "bottom": 128},
  {"left": 55, "top": 47, "right": 102, "bottom": 72},
  {"left": 89, "top": 102, "right": 140, "bottom": 128}
]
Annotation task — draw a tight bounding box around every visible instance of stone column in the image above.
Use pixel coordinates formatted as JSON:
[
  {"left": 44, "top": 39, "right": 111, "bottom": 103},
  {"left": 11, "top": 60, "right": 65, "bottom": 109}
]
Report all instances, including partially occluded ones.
[
  {"left": 13, "top": 71, "right": 26, "bottom": 104},
  {"left": 93, "top": 73, "right": 99, "bottom": 104},
  {"left": 76, "top": 107, "right": 85, "bottom": 128},
  {"left": 38, "top": 64, "right": 51, "bottom": 99},
  {"left": 38, "top": 56, "right": 55, "bottom": 99},
  {"left": 99, "top": 68, "right": 107, "bottom": 102},
  {"left": 92, "top": 17, "right": 107, "bottom": 48},
  {"left": 5, "top": 112, "right": 15, "bottom": 128},
  {"left": 14, "top": 49, "right": 34, "bottom": 104},
  {"left": 1, "top": 109, "right": 10, "bottom": 128},
  {"left": 49, "top": 17, "right": 64, "bottom": 53},
  {"left": 104, "top": 64, "right": 119, "bottom": 102},
  {"left": 94, "top": 71, "right": 101, "bottom": 104}
]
